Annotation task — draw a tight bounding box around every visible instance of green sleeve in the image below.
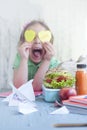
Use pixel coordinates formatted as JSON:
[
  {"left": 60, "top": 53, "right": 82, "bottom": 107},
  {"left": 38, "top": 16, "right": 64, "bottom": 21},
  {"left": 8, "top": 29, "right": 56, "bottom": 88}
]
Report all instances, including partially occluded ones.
[
  {"left": 13, "top": 53, "right": 21, "bottom": 69},
  {"left": 49, "top": 57, "right": 59, "bottom": 69}
]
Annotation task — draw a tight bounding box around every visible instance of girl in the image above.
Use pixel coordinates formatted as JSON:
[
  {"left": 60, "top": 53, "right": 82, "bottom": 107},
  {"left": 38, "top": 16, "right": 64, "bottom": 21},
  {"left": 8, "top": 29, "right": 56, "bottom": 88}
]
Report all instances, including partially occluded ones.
[{"left": 13, "top": 20, "right": 59, "bottom": 91}]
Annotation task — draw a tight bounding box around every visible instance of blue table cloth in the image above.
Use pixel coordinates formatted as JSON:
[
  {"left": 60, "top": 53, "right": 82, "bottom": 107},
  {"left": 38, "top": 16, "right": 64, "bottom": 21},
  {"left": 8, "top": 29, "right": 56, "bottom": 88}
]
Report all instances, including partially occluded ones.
[{"left": 0, "top": 95, "right": 87, "bottom": 130}]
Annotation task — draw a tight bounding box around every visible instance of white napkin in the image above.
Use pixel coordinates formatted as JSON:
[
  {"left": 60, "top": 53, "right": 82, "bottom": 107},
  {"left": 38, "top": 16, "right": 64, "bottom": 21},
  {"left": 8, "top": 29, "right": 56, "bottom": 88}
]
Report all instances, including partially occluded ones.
[
  {"left": 50, "top": 106, "right": 69, "bottom": 114},
  {"left": 3, "top": 80, "right": 38, "bottom": 114},
  {"left": 18, "top": 102, "right": 38, "bottom": 114}
]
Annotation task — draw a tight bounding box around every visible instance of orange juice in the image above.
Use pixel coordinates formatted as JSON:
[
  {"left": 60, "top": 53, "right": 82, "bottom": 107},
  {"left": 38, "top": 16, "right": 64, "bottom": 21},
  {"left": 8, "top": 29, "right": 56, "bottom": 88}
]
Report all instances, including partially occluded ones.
[{"left": 75, "top": 64, "right": 87, "bottom": 95}]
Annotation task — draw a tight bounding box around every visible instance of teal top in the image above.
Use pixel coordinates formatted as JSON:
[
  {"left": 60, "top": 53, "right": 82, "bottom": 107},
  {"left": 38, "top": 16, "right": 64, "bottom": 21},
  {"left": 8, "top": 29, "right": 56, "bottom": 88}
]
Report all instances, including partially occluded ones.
[{"left": 13, "top": 53, "right": 59, "bottom": 80}]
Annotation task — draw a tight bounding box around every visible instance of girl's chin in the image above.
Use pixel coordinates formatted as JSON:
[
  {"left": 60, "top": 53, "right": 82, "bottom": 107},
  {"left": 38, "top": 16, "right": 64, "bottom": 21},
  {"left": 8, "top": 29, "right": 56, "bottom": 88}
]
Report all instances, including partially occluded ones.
[{"left": 31, "top": 57, "right": 42, "bottom": 63}]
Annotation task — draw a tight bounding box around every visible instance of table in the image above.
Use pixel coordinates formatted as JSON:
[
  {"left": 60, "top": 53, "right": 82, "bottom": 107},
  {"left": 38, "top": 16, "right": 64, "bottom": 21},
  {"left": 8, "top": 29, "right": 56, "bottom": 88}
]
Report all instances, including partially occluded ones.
[{"left": 0, "top": 95, "right": 87, "bottom": 130}]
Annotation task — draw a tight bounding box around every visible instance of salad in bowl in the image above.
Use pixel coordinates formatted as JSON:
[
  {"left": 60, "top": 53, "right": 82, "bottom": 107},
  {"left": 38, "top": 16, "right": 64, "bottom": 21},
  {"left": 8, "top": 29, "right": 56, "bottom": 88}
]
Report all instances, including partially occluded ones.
[
  {"left": 43, "top": 68, "right": 76, "bottom": 102},
  {"left": 43, "top": 68, "right": 76, "bottom": 89}
]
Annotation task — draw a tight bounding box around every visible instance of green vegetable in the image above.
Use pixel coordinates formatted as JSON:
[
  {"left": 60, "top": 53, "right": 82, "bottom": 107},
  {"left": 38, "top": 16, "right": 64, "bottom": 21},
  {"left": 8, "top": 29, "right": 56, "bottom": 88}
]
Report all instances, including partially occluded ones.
[{"left": 43, "top": 71, "right": 76, "bottom": 89}]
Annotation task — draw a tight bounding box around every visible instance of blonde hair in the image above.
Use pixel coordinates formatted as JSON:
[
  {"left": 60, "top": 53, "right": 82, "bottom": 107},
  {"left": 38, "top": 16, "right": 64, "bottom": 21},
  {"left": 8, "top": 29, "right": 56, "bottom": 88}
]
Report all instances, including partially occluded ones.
[{"left": 19, "top": 20, "right": 54, "bottom": 45}]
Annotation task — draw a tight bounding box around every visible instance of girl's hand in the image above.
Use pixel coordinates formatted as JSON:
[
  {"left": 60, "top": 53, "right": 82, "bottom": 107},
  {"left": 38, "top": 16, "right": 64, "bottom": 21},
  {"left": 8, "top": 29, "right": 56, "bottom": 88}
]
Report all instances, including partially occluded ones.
[
  {"left": 43, "top": 42, "right": 55, "bottom": 61},
  {"left": 18, "top": 42, "right": 32, "bottom": 60}
]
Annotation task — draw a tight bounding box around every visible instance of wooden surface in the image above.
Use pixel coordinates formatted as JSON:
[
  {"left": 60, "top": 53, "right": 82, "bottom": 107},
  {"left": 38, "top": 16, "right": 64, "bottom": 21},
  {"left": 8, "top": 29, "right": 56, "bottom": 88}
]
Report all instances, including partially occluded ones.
[{"left": 0, "top": 95, "right": 87, "bottom": 130}]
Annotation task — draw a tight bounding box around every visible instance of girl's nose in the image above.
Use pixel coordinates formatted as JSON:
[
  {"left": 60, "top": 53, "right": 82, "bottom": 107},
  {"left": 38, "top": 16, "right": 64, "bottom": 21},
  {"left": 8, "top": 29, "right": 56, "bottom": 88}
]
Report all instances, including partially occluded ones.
[{"left": 34, "top": 36, "right": 41, "bottom": 44}]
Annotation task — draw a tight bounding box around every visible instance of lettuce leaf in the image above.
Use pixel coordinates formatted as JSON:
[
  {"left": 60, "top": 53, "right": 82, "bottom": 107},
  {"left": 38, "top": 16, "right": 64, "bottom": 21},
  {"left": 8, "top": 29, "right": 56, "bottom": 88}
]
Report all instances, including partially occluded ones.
[{"left": 43, "top": 71, "right": 76, "bottom": 89}]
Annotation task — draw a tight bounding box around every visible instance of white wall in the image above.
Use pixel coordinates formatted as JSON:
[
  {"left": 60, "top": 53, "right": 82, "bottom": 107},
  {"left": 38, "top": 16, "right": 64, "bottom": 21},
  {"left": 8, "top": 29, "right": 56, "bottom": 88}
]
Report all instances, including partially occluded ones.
[{"left": 0, "top": 0, "right": 87, "bottom": 90}]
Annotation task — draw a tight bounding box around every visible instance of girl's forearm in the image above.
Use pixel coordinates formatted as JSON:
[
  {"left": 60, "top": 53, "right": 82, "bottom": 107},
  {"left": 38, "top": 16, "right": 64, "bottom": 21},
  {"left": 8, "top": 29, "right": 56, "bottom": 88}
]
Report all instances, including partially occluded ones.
[
  {"left": 32, "top": 59, "right": 50, "bottom": 91},
  {"left": 13, "top": 59, "right": 28, "bottom": 88}
]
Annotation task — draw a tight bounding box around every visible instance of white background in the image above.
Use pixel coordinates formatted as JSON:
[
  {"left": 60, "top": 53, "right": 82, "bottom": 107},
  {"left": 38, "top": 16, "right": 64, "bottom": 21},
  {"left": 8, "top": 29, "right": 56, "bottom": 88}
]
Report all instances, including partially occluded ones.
[{"left": 0, "top": 0, "right": 87, "bottom": 89}]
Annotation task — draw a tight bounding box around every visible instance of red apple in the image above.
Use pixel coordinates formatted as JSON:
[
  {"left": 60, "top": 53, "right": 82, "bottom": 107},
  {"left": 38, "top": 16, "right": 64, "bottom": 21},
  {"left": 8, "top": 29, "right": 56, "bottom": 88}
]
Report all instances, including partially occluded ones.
[{"left": 59, "top": 87, "right": 77, "bottom": 100}]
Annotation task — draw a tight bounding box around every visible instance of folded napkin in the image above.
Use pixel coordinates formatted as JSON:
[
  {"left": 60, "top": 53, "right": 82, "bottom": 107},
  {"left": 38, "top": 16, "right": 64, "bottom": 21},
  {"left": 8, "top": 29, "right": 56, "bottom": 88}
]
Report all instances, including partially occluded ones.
[{"left": 3, "top": 80, "right": 38, "bottom": 114}]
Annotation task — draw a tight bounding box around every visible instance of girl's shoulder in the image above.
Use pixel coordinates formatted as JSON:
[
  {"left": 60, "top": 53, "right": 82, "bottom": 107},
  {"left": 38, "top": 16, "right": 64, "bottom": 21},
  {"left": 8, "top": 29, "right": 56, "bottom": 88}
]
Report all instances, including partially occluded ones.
[{"left": 49, "top": 57, "right": 60, "bottom": 69}]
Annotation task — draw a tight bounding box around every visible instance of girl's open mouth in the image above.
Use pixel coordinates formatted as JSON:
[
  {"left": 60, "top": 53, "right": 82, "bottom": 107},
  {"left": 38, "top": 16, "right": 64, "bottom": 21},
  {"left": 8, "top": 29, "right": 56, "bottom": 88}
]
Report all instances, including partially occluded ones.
[{"left": 32, "top": 48, "right": 43, "bottom": 58}]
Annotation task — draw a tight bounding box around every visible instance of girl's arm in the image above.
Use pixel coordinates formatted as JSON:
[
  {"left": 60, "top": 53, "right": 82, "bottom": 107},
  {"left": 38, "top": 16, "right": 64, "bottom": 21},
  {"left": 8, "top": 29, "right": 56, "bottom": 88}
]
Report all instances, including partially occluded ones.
[
  {"left": 13, "top": 59, "right": 28, "bottom": 88},
  {"left": 32, "top": 59, "right": 50, "bottom": 91},
  {"left": 32, "top": 42, "right": 55, "bottom": 91},
  {"left": 13, "top": 43, "right": 31, "bottom": 88}
]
